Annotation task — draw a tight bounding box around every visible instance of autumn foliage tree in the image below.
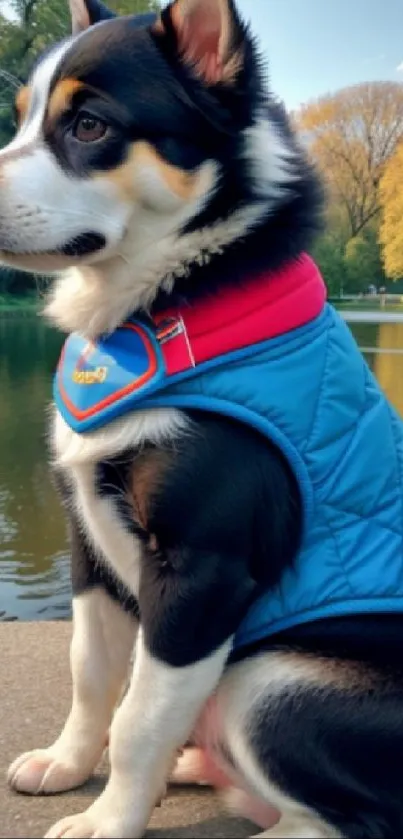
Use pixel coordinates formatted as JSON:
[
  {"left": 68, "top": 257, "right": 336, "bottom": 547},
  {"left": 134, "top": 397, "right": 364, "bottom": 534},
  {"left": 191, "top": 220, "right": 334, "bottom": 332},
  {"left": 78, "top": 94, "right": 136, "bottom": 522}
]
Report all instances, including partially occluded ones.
[
  {"left": 379, "top": 141, "right": 403, "bottom": 280},
  {"left": 298, "top": 82, "right": 403, "bottom": 239},
  {"left": 297, "top": 82, "right": 403, "bottom": 292}
]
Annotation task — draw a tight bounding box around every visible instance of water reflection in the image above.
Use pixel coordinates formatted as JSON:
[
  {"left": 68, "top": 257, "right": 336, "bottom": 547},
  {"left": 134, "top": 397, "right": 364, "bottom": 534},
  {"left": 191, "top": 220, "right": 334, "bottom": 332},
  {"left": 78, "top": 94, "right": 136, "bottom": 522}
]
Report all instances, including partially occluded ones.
[
  {"left": 0, "top": 316, "right": 402, "bottom": 621},
  {"left": 372, "top": 323, "right": 403, "bottom": 418},
  {"left": 0, "top": 319, "right": 70, "bottom": 621}
]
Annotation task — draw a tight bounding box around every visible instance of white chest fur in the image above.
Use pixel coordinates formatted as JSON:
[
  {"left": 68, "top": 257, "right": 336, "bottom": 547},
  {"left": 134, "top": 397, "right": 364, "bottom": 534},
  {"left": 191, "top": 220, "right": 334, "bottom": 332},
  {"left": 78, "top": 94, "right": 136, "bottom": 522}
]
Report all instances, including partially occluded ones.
[{"left": 52, "top": 407, "right": 187, "bottom": 597}]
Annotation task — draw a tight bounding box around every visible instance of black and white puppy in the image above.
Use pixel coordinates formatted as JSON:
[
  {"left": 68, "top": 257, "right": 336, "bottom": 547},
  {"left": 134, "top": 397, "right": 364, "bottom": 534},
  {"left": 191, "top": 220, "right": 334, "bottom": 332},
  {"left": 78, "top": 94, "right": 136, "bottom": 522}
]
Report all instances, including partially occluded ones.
[{"left": 2, "top": 1, "right": 403, "bottom": 838}]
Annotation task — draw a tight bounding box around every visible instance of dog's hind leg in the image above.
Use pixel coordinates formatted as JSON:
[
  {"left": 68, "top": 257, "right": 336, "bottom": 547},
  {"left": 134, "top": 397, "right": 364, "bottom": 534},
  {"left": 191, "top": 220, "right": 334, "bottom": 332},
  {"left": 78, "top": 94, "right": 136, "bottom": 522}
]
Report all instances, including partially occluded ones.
[
  {"left": 8, "top": 589, "right": 137, "bottom": 794},
  {"left": 212, "top": 649, "right": 403, "bottom": 839},
  {"left": 210, "top": 656, "right": 342, "bottom": 838}
]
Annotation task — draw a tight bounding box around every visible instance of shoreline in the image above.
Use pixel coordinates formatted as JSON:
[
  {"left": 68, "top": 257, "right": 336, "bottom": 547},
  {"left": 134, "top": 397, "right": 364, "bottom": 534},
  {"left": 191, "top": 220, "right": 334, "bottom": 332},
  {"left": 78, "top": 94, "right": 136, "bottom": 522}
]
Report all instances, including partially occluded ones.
[
  {"left": 0, "top": 308, "right": 39, "bottom": 317},
  {"left": 0, "top": 300, "right": 39, "bottom": 317},
  {"left": 1, "top": 297, "right": 403, "bottom": 320}
]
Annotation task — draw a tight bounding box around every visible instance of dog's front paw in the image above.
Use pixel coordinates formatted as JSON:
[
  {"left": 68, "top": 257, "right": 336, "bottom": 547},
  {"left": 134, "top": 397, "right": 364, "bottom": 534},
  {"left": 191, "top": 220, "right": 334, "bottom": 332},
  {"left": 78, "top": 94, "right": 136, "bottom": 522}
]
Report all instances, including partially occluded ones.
[
  {"left": 44, "top": 810, "right": 139, "bottom": 839},
  {"left": 7, "top": 749, "right": 92, "bottom": 795},
  {"left": 45, "top": 812, "right": 98, "bottom": 838}
]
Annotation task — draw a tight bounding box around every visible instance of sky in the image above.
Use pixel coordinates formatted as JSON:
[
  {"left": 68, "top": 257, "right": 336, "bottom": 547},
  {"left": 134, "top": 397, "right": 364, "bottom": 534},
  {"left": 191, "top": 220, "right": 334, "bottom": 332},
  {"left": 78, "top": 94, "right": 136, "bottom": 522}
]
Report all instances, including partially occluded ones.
[
  {"left": 237, "top": 0, "right": 403, "bottom": 109},
  {"left": 1, "top": 0, "right": 403, "bottom": 109}
]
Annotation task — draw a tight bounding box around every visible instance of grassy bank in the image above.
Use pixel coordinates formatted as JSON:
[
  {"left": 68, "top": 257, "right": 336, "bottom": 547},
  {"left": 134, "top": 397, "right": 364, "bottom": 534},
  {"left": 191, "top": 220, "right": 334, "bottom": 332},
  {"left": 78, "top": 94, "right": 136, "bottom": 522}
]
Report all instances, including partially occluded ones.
[
  {"left": 333, "top": 299, "right": 403, "bottom": 314},
  {"left": 2, "top": 293, "right": 403, "bottom": 318},
  {"left": 0, "top": 294, "right": 40, "bottom": 316}
]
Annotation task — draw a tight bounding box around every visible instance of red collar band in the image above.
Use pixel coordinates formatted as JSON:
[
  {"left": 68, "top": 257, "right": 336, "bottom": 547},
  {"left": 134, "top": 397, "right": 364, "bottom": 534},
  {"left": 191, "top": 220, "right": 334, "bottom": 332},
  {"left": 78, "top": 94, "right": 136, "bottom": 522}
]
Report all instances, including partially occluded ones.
[{"left": 153, "top": 253, "right": 327, "bottom": 377}]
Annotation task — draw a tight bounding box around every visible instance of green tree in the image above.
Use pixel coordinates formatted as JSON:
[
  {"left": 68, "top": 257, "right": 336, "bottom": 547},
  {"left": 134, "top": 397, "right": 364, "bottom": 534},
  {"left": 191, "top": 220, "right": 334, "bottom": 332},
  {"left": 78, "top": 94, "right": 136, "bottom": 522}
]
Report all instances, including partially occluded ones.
[
  {"left": 343, "top": 226, "right": 386, "bottom": 293},
  {"left": 311, "top": 234, "right": 346, "bottom": 297},
  {"left": 313, "top": 225, "right": 387, "bottom": 297}
]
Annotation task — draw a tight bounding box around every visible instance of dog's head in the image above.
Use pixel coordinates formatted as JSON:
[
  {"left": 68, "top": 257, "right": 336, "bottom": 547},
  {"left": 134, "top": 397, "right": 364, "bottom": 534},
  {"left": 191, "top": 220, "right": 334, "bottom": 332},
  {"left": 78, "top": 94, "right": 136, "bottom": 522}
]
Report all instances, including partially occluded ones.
[{"left": 0, "top": 0, "right": 321, "bottom": 336}]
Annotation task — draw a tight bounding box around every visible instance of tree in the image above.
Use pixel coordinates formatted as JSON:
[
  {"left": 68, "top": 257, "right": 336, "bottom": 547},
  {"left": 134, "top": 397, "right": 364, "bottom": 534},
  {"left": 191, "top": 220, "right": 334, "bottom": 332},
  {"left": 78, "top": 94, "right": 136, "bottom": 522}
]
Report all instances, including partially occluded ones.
[
  {"left": 379, "top": 141, "right": 403, "bottom": 280},
  {"left": 311, "top": 224, "right": 386, "bottom": 296},
  {"left": 344, "top": 225, "right": 386, "bottom": 293},
  {"left": 297, "top": 82, "right": 403, "bottom": 241},
  {"left": 311, "top": 232, "right": 346, "bottom": 297}
]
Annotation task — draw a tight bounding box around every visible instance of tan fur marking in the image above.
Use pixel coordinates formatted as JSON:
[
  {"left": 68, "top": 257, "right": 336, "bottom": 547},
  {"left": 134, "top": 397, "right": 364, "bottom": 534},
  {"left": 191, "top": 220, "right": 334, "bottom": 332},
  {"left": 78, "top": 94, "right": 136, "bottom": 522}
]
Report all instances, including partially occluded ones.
[
  {"left": 47, "top": 79, "right": 84, "bottom": 123},
  {"left": 99, "top": 141, "right": 207, "bottom": 202},
  {"left": 138, "top": 142, "right": 205, "bottom": 199},
  {"left": 15, "top": 86, "right": 31, "bottom": 123},
  {"left": 131, "top": 448, "right": 175, "bottom": 530},
  {"left": 272, "top": 650, "right": 378, "bottom": 692}
]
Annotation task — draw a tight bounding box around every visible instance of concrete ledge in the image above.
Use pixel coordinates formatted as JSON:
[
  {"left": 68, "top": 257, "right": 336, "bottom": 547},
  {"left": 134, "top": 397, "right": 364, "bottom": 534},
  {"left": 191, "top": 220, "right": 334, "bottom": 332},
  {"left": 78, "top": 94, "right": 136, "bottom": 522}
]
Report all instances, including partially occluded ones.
[
  {"left": 0, "top": 623, "right": 251, "bottom": 839},
  {"left": 340, "top": 310, "right": 403, "bottom": 323}
]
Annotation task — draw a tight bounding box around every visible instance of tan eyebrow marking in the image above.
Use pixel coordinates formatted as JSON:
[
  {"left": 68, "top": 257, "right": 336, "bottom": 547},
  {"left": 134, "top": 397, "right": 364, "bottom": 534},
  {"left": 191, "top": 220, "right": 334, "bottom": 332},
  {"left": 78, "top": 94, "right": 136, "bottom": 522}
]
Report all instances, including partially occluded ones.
[
  {"left": 47, "top": 78, "right": 84, "bottom": 123},
  {"left": 15, "top": 86, "right": 31, "bottom": 124}
]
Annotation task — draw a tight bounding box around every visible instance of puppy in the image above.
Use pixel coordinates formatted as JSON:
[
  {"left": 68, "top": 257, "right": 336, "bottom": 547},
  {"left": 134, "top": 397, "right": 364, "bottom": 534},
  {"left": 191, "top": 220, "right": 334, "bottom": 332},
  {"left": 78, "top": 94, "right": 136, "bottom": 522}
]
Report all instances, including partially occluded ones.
[{"left": 2, "top": 2, "right": 403, "bottom": 838}]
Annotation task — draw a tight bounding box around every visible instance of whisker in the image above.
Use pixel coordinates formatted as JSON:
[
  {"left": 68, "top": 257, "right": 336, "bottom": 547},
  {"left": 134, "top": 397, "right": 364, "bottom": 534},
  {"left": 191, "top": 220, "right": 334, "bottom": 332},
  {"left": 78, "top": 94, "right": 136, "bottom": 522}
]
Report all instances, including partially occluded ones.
[{"left": 40, "top": 205, "right": 121, "bottom": 228}]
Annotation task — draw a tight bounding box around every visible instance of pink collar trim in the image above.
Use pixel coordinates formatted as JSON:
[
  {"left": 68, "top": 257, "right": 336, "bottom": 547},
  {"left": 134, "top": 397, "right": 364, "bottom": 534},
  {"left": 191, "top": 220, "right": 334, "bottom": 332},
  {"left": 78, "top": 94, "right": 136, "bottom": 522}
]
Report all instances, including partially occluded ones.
[{"left": 153, "top": 254, "right": 327, "bottom": 376}]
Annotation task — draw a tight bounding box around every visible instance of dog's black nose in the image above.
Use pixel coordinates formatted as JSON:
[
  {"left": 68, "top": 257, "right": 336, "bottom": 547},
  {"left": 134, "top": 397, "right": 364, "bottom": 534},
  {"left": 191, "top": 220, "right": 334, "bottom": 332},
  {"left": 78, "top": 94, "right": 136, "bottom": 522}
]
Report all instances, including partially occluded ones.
[{"left": 61, "top": 232, "right": 106, "bottom": 257}]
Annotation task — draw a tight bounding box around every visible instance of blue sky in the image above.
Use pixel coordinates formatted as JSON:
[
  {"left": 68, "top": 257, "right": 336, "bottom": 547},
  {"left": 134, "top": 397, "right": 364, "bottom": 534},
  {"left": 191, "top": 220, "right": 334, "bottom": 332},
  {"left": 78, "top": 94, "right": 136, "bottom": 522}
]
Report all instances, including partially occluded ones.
[
  {"left": 237, "top": 0, "right": 403, "bottom": 108},
  {"left": 1, "top": 0, "right": 402, "bottom": 109}
]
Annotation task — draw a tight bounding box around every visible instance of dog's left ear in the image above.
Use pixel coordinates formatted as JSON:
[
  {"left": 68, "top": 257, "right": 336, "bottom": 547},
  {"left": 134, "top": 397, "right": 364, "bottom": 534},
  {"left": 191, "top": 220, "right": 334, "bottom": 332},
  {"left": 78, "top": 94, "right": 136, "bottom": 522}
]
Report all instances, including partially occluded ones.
[
  {"left": 68, "top": 0, "right": 115, "bottom": 34},
  {"left": 154, "top": 0, "right": 245, "bottom": 85}
]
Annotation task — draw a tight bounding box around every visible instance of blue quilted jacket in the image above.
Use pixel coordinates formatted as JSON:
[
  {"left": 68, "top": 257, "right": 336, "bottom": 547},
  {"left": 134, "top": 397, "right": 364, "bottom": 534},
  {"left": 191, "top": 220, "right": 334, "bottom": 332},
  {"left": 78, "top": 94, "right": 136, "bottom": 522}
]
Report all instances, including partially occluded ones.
[{"left": 55, "top": 303, "right": 403, "bottom": 649}]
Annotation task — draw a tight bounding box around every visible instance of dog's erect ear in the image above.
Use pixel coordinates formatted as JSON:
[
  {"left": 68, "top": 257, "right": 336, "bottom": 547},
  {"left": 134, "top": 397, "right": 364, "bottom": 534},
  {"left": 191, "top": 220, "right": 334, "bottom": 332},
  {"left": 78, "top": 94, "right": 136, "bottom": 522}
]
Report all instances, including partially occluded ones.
[
  {"left": 68, "top": 0, "right": 115, "bottom": 34},
  {"left": 155, "top": 0, "right": 245, "bottom": 85}
]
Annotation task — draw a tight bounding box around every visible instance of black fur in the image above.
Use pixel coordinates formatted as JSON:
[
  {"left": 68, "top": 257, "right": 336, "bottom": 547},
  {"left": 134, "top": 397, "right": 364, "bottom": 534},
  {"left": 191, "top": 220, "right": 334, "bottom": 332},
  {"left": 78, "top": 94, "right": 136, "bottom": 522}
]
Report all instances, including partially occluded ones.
[
  {"left": 82, "top": 0, "right": 116, "bottom": 25},
  {"left": 137, "top": 412, "right": 301, "bottom": 665},
  {"left": 67, "top": 412, "right": 301, "bottom": 666},
  {"left": 39, "top": 7, "right": 322, "bottom": 304},
  {"left": 249, "top": 649, "right": 403, "bottom": 838},
  {"left": 229, "top": 613, "right": 403, "bottom": 669}
]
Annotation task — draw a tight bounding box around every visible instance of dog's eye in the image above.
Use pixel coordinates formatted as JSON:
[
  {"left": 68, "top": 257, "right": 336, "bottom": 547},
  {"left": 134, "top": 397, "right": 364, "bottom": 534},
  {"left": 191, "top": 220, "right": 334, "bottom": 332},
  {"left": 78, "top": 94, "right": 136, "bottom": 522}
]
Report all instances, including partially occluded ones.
[{"left": 74, "top": 115, "right": 107, "bottom": 143}]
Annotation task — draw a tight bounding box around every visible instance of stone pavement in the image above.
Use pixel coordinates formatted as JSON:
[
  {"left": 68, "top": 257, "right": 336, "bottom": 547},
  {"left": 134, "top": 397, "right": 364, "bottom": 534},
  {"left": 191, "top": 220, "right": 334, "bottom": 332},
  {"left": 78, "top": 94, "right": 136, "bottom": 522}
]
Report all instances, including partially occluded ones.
[{"left": 0, "top": 622, "right": 252, "bottom": 839}]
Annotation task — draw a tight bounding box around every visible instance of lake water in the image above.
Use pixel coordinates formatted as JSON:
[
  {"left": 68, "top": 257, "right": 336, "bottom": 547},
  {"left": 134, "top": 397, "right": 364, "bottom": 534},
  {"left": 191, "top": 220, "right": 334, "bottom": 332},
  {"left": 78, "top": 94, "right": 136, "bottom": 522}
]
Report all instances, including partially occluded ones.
[{"left": 1, "top": 315, "right": 403, "bottom": 622}]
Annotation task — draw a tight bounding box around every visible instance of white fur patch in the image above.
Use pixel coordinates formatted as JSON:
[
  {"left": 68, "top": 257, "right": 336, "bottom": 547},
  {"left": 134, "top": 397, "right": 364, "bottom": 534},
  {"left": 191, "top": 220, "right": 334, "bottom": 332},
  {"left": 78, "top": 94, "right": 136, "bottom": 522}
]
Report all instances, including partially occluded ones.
[
  {"left": 6, "top": 40, "right": 74, "bottom": 152},
  {"left": 45, "top": 202, "right": 265, "bottom": 337},
  {"left": 53, "top": 407, "right": 188, "bottom": 467},
  {"left": 0, "top": 146, "right": 129, "bottom": 254},
  {"left": 243, "top": 117, "right": 298, "bottom": 201},
  {"left": 53, "top": 406, "right": 188, "bottom": 596},
  {"left": 70, "top": 460, "right": 144, "bottom": 597}
]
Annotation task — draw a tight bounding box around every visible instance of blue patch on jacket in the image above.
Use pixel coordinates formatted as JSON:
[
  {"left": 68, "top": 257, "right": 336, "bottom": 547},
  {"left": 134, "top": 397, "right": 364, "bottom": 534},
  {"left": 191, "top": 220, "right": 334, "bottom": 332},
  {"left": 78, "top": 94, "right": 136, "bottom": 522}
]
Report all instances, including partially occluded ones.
[{"left": 55, "top": 320, "right": 165, "bottom": 432}]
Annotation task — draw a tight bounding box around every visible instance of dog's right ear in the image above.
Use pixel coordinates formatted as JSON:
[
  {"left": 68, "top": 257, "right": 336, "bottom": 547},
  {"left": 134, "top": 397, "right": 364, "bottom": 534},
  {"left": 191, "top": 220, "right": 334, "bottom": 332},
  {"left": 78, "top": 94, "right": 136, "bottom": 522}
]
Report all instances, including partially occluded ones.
[
  {"left": 68, "top": 0, "right": 115, "bottom": 35},
  {"left": 153, "top": 0, "right": 245, "bottom": 86}
]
